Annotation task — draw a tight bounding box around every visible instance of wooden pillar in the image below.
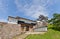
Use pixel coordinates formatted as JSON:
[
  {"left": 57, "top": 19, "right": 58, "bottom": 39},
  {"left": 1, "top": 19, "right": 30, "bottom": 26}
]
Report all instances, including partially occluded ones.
[
  {"left": 20, "top": 24, "right": 23, "bottom": 32},
  {"left": 29, "top": 26, "right": 33, "bottom": 32},
  {"left": 24, "top": 26, "right": 26, "bottom": 32}
]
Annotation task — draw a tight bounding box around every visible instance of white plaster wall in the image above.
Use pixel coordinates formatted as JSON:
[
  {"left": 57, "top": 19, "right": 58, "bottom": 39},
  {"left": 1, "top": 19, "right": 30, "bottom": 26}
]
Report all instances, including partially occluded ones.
[
  {"left": 8, "top": 22, "right": 17, "bottom": 24},
  {"left": 34, "top": 27, "right": 47, "bottom": 32}
]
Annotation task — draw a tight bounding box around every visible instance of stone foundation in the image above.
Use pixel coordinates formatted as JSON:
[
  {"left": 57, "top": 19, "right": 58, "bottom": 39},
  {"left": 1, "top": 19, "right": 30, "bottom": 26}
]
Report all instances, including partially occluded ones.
[{"left": 0, "top": 23, "right": 21, "bottom": 39}]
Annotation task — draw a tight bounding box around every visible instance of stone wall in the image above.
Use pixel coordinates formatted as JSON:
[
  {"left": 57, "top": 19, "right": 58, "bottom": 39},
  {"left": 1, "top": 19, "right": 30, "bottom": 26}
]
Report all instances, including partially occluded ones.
[{"left": 0, "top": 23, "right": 21, "bottom": 39}]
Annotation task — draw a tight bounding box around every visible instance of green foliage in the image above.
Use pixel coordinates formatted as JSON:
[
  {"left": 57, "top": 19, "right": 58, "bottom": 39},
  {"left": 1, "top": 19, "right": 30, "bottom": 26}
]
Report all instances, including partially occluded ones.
[{"left": 48, "top": 13, "right": 60, "bottom": 30}]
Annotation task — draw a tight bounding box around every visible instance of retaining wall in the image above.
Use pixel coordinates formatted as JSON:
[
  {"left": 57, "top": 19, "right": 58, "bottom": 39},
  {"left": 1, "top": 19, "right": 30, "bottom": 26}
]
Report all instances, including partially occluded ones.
[{"left": 0, "top": 23, "right": 21, "bottom": 39}]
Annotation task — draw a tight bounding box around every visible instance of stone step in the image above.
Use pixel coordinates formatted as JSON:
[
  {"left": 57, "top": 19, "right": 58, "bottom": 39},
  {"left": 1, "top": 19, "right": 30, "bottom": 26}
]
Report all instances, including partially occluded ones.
[{"left": 13, "top": 33, "right": 29, "bottom": 39}]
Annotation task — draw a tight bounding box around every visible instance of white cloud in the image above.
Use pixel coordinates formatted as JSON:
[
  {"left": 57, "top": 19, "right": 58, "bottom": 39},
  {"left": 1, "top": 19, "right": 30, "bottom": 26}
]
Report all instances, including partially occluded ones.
[
  {"left": 0, "top": 0, "right": 8, "bottom": 14},
  {"left": 24, "top": 5, "right": 48, "bottom": 18},
  {"left": 15, "top": 0, "right": 56, "bottom": 19}
]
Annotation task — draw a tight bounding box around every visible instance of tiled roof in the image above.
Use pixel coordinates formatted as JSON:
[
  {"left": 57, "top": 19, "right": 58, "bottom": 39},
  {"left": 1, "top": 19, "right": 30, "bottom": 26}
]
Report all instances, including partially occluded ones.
[{"left": 8, "top": 16, "right": 36, "bottom": 22}]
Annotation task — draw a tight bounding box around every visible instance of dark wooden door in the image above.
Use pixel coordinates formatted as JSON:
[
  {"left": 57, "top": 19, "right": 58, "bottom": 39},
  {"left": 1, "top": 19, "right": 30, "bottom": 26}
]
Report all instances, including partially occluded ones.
[{"left": 26, "top": 26, "right": 29, "bottom": 31}]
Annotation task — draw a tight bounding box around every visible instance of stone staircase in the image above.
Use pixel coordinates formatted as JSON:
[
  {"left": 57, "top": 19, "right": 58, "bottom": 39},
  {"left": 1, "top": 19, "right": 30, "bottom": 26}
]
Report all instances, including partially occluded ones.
[{"left": 13, "top": 32, "right": 29, "bottom": 39}]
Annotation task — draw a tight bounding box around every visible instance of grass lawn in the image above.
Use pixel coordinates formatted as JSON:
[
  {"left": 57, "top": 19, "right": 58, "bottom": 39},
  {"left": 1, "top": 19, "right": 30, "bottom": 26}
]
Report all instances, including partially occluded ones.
[{"left": 25, "top": 25, "right": 60, "bottom": 39}]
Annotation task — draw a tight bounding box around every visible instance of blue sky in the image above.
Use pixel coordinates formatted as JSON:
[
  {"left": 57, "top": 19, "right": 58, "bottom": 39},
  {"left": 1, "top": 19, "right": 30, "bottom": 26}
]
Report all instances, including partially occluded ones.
[{"left": 0, "top": 0, "right": 60, "bottom": 22}]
